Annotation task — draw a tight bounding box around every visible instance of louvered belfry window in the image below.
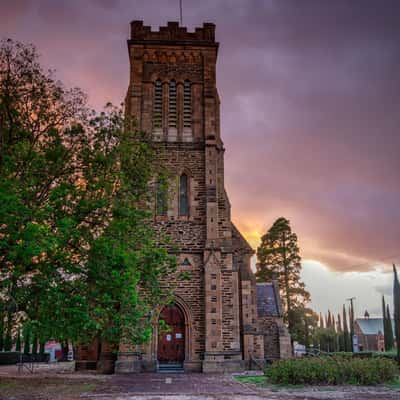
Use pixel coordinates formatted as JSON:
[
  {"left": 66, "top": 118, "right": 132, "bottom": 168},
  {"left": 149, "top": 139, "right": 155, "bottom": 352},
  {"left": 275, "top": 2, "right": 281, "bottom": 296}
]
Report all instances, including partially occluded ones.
[
  {"left": 168, "top": 80, "right": 178, "bottom": 140},
  {"left": 152, "top": 79, "right": 162, "bottom": 137},
  {"left": 183, "top": 80, "right": 192, "bottom": 129},
  {"left": 179, "top": 174, "right": 189, "bottom": 216}
]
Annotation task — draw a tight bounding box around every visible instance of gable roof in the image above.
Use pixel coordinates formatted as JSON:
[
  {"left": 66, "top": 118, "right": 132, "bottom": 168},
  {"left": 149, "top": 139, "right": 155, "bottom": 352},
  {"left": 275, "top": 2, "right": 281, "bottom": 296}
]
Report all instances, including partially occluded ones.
[
  {"left": 256, "top": 282, "right": 282, "bottom": 317},
  {"left": 231, "top": 223, "right": 254, "bottom": 254},
  {"left": 355, "top": 318, "right": 396, "bottom": 336}
]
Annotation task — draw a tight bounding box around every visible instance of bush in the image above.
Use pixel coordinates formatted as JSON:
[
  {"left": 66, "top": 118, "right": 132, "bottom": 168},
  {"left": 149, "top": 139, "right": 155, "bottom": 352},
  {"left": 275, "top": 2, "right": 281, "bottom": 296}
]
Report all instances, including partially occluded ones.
[{"left": 266, "top": 357, "right": 399, "bottom": 385}]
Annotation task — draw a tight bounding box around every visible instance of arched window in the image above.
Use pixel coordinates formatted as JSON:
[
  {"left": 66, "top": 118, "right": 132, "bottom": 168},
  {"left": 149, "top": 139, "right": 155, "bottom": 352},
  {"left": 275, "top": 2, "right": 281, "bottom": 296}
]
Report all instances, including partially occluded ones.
[
  {"left": 152, "top": 79, "right": 163, "bottom": 137},
  {"left": 168, "top": 80, "right": 177, "bottom": 140},
  {"left": 156, "top": 179, "right": 167, "bottom": 216},
  {"left": 179, "top": 174, "right": 189, "bottom": 216}
]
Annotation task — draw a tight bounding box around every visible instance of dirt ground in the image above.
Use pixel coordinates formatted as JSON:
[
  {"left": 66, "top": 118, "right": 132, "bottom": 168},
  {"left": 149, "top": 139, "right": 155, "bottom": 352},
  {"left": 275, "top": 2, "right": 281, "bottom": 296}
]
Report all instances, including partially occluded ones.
[{"left": 0, "top": 362, "right": 399, "bottom": 400}]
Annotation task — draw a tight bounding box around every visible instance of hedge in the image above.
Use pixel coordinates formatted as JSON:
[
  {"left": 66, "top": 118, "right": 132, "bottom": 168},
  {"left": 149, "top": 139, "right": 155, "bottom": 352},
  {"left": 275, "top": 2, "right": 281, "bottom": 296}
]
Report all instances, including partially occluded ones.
[
  {"left": 0, "top": 352, "right": 50, "bottom": 365},
  {"left": 266, "top": 357, "right": 399, "bottom": 385},
  {"left": 0, "top": 352, "right": 20, "bottom": 365}
]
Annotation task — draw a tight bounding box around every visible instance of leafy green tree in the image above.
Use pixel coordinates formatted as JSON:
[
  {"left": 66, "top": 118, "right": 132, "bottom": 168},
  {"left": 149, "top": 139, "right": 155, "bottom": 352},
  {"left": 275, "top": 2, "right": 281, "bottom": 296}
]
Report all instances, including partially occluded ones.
[
  {"left": 393, "top": 264, "right": 400, "bottom": 361},
  {"left": 0, "top": 39, "right": 175, "bottom": 351},
  {"left": 256, "top": 217, "right": 310, "bottom": 343}
]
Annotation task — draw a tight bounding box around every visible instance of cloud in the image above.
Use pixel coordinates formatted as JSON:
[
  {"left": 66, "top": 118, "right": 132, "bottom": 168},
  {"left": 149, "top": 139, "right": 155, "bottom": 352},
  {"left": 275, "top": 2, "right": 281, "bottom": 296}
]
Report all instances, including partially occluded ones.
[{"left": 1, "top": 0, "right": 399, "bottom": 283}]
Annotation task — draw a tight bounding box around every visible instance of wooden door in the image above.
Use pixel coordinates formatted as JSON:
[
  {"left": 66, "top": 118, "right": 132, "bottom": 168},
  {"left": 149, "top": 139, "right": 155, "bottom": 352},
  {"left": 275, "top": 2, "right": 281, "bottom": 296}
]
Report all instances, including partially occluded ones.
[{"left": 157, "top": 305, "right": 185, "bottom": 363}]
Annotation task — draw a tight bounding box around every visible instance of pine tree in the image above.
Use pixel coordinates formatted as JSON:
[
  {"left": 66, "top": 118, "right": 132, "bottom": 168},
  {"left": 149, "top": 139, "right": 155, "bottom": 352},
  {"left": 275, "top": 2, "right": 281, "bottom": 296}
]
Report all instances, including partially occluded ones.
[
  {"left": 393, "top": 264, "right": 400, "bottom": 361},
  {"left": 386, "top": 304, "right": 394, "bottom": 351},
  {"left": 15, "top": 329, "right": 21, "bottom": 352},
  {"left": 256, "top": 217, "right": 310, "bottom": 343}
]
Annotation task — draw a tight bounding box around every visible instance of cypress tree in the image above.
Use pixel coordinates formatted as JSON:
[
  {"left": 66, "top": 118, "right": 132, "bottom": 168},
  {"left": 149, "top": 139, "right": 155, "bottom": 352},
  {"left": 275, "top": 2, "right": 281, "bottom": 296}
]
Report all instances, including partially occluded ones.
[
  {"left": 343, "top": 305, "right": 351, "bottom": 352},
  {"left": 39, "top": 340, "right": 45, "bottom": 355},
  {"left": 327, "top": 311, "right": 332, "bottom": 329},
  {"left": 0, "top": 315, "right": 4, "bottom": 352},
  {"left": 23, "top": 325, "right": 31, "bottom": 355},
  {"left": 386, "top": 304, "right": 394, "bottom": 351},
  {"left": 382, "top": 295, "right": 389, "bottom": 350},
  {"left": 15, "top": 329, "right": 21, "bottom": 352},
  {"left": 393, "top": 264, "right": 400, "bottom": 361},
  {"left": 4, "top": 331, "right": 12, "bottom": 351},
  {"left": 337, "top": 313, "right": 345, "bottom": 351},
  {"left": 348, "top": 304, "right": 354, "bottom": 351},
  {"left": 31, "top": 335, "right": 38, "bottom": 355},
  {"left": 320, "top": 313, "right": 325, "bottom": 329}
]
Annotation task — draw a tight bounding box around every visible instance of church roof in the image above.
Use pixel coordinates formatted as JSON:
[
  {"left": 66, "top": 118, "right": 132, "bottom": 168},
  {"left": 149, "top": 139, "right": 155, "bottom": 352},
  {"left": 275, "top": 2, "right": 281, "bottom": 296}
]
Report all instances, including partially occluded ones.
[
  {"left": 256, "top": 282, "right": 283, "bottom": 318},
  {"left": 355, "top": 318, "right": 396, "bottom": 337},
  {"left": 231, "top": 223, "right": 254, "bottom": 255}
]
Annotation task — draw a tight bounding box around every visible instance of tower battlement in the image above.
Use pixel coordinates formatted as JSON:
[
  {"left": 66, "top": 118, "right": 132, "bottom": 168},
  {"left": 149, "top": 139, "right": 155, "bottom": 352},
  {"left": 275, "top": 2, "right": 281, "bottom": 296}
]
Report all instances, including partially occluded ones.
[{"left": 129, "top": 21, "right": 216, "bottom": 45}]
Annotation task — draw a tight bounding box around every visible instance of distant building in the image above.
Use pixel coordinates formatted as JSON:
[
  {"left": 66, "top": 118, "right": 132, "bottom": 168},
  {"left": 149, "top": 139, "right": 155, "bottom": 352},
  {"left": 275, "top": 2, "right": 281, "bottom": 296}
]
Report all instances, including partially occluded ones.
[{"left": 354, "top": 318, "right": 395, "bottom": 352}]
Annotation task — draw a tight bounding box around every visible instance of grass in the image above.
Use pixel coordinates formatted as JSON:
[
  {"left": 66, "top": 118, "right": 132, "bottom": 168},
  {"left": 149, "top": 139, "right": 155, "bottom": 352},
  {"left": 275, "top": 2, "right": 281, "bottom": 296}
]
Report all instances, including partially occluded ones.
[
  {"left": 0, "top": 378, "right": 98, "bottom": 400},
  {"left": 235, "top": 372, "right": 400, "bottom": 392},
  {"left": 234, "top": 375, "right": 267, "bottom": 384},
  {"left": 387, "top": 377, "right": 400, "bottom": 389}
]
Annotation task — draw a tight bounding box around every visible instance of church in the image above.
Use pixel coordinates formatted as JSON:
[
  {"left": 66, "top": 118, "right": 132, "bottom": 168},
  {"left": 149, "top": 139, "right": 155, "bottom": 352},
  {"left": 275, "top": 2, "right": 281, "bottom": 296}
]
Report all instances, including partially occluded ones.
[{"left": 77, "top": 21, "right": 291, "bottom": 373}]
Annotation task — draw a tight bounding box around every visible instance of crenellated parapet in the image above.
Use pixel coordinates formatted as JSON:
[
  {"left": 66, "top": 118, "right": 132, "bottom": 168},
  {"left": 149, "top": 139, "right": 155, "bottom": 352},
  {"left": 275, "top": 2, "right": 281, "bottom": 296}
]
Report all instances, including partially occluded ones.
[{"left": 129, "top": 21, "right": 217, "bottom": 46}]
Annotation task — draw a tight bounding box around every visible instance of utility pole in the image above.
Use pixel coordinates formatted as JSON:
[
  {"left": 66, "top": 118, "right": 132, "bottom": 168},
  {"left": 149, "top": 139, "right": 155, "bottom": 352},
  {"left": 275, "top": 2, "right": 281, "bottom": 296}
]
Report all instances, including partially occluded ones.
[{"left": 179, "top": 0, "right": 183, "bottom": 26}]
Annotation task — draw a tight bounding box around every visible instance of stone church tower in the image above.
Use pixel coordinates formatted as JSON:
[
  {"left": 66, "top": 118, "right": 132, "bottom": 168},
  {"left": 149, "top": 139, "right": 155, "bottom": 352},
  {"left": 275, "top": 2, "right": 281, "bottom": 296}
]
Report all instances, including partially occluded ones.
[
  {"left": 111, "top": 21, "right": 291, "bottom": 373},
  {"left": 76, "top": 21, "right": 290, "bottom": 373}
]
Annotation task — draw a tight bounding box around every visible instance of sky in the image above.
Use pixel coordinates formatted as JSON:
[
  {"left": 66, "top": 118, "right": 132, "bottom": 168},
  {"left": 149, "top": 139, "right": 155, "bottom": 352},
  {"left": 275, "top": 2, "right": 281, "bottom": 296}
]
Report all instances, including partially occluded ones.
[{"left": 1, "top": 0, "right": 399, "bottom": 318}]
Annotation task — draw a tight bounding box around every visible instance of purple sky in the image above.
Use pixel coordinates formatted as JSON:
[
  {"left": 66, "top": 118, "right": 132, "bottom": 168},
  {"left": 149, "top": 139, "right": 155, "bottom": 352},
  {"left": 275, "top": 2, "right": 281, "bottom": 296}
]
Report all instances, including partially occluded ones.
[{"left": 1, "top": 0, "right": 399, "bottom": 316}]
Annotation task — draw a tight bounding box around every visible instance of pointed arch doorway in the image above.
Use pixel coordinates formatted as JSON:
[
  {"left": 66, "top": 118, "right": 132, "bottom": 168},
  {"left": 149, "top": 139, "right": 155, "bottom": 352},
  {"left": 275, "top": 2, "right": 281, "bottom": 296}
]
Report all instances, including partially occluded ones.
[{"left": 157, "top": 304, "right": 185, "bottom": 364}]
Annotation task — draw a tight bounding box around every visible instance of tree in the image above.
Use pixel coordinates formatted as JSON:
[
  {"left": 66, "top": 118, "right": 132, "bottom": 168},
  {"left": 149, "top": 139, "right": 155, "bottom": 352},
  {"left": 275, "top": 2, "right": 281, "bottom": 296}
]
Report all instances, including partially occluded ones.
[
  {"left": 393, "top": 264, "right": 400, "bottom": 361},
  {"left": 386, "top": 304, "right": 394, "bottom": 351},
  {"left": 0, "top": 314, "right": 3, "bottom": 351},
  {"left": 343, "top": 305, "right": 351, "bottom": 352},
  {"left": 382, "top": 295, "right": 390, "bottom": 351},
  {"left": 0, "top": 39, "right": 175, "bottom": 350},
  {"left": 256, "top": 217, "right": 310, "bottom": 343},
  {"left": 23, "top": 324, "right": 30, "bottom": 355},
  {"left": 15, "top": 329, "right": 21, "bottom": 352}
]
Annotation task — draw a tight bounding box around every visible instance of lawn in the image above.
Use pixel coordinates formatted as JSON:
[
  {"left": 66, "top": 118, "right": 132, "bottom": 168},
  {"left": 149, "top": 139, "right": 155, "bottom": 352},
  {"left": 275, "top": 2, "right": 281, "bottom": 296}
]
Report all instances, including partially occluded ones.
[{"left": 0, "top": 377, "right": 97, "bottom": 400}]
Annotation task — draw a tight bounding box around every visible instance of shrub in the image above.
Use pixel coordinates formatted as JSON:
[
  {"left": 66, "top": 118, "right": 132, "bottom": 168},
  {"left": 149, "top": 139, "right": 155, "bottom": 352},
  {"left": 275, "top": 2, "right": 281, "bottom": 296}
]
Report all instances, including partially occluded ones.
[{"left": 265, "top": 357, "right": 399, "bottom": 385}]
